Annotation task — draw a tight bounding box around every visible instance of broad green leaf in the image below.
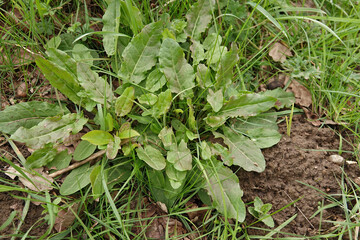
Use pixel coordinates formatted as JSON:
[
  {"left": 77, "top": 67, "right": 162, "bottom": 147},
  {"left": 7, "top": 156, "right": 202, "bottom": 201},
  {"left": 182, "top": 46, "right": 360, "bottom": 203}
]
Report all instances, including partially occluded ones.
[
  {"left": 115, "top": 86, "right": 135, "bottom": 117},
  {"left": 211, "top": 143, "right": 233, "bottom": 165},
  {"left": 106, "top": 163, "right": 132, "bottom": 188},
  {"left": 200, "top": 141, "right": 211, "bottom": 160},
  {"left": 245, "top": 128, "right": 281, "bottom": 149},
  {"left": 261, "top": 88, "right": 295, "bottom": 109},
  {"left": 72, "top": 44, "right": 93, "bottom": 65},
  {"left": 205, "top": 115, "right": 226, "bottom": 128},
  {"left": 151, "top": 89, "right": 172, "bottom": 118},
  {"left": 196, "top": 64, "right": 212, "bottom": 88},
  {"left": 165, "top": 163, "right": 187, "bottom": 189},
  {"left": 136, "top": 145, "right": 166, "bottom": 170},
  {"left": 118, "top": 129, "right": 140, "bottom": 139},
  {"left": 46, "top": 48, "right": 77, "bottom": 76},
  {"left": 167, "top": 139, "right": 192, "bottom": 171},
  {"left": 47, "top": 150, "right": 72, "bottom": 170},
  {"left": 106, "top": 136, "right": 121, "bottom": 159},
  {"left": 0, "top": 101, "right": 68, "bottom": 135},
  {"left": 90, "top": 165, "right": 104, "bottom": 199},
  {"left": 26, "top": 144, "right": 57, "bottom": 169},
  {"left": 119, "top": 0, "right": 143, "bottom": 34},
  {"left": 73, "top": 140, "right": 97, "bottom": 161},
  {"left": 36, "top": 57, "right": 83, "bottom": 106},
  {"left": 213, "top": 127, "right": 265, "bottom": 172},
  {"left": 215, "top": 44, "right": 239, "bottom": 90},
  {"left": 158, "top": 127, "right": 174, "bottom": 150},
  {"left": 159, "top": 38, "right": 195, "bottom": 98},
  {"left": 60, "top": 163, "right": 95, "bottom": 195},
  {"left": 145, "top": 68, "right": 167, "bottom": 92},
  {"left": 138, "top": 93, "right": 158, "bottom": 106},
  {"left": 119, "top": 21, "right": 163, "bottom": 84},
  {"left": 233, "top": 115, "right": 279, "bottom": 132},
  {"left": 102, "top": 0, "right": 121, "bottom": 56},
  {"left": 203, "top": 159, "right": 246, "bottom": 222},
  {"left": 11, "top": 114, "right": 87, "bottom": 150},
  {"left": 82, "top": 130, "right": 114, "bottom": 146},
  {"left": 185, "top": 0, "right": 214, "bottom": 40},
  {"left": 218, "top": 93, "right": 277, "bottom": 118},
  {"left": 77, "top": 63, "right": 114, "bottom": 104},
  {"left": 190, "top": 40, "right": 205, "bottom": 65},
  {"left": 207, "top": 89, "right": 223, "bottom": 112},
  {"left": 203, "top": 33, "right": 227, "bottom": 66}
]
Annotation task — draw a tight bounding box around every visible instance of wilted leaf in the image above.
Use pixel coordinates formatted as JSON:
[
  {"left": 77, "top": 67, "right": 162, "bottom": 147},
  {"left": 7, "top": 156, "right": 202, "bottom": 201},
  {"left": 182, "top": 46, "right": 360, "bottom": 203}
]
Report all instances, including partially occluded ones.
[
  {"left": 136, "top": 145, "right": 166, "bottom": 170},
  {"left": 159, "top": 38, "right": 195, "bottom": 98},
  {"left": 102, "top": 0, "right": 121, "bottom": 56},
  {"left": 269, "top": 42, "right": 292, "bottom": 63},
  {"left": 11, "top": 114, "right": 87, "bottom": 150},
  {"left": 0, "top": 101, "right": 68, "bottom": 135},
  {"left": 145, "top": 68, "right": 167, "bottom": 92},
  {"left": 54, "top": 203, "right": 79, "bottom": 232},
  {"left": 218, "top": 93, "right": 276, "bottom": 118},
  {"left": 207, "top": 89, "right": 223, "bottom": 112},
  {"left": 287, "top": 80, "right": 312, "bottom": 107},
  {"left": 167, "top": 140, "right": 192, "bottom": 171},
  {"left": 77, "top": 63, "right": 114, "bottom": 104},
  {"left": 73, "top": 140, "right": 97, "bottom": 161},
  {"left": 203, "top": 159, "right": 246, "bottom": 222},
  {"left": 26, "top": 144, "right": 57, "bottom": 169},
  {"left": 119, "top": 21, "right": 163, "bottom": 84},
  {"left": 185, "top": 0, "right": 214, "bottom": 40},
  {"left": 106, "top": 136, "right": 121, "bottom": 159},
  {"left": 81, "top": 130, "right": 114, "bottom": 146},
  {"left": 115, "top": 86, "right": 135, "bottom": 117},
  {"left": 60, "top": 163, "right": 95, "bottom": 195},
  {"left": 213, "top": 127, "right": 265, "bottom": 172}
]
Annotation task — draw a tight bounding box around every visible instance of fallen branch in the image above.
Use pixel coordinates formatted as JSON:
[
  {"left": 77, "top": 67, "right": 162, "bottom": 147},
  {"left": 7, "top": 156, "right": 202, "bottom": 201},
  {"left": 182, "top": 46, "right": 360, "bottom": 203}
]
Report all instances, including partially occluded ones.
[{"left": 49, "top": 150, "right": 106, "bottom": 178}]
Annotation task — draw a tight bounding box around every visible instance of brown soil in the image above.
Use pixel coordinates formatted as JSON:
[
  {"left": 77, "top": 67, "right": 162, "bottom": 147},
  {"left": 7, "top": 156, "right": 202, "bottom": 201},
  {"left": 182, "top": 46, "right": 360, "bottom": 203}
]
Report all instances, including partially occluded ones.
[{"left": 238, "top": 114, "right": 359, "bottom": 237}]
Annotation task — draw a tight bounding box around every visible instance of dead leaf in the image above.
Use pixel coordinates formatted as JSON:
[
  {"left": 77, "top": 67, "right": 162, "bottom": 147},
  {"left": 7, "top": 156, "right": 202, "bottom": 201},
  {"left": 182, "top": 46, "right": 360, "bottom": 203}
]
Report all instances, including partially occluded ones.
[
  {"left": 286, "top": 80, "right": 312, "bottom": 108},
  {"left": 185, "top": 201, "right": 208, "bottom": 225},
  {"left": 269, "top": 42, "right": 293, "bottom": 63},
  {"left": 16, "top": 82, "right": 27, "bottom": 98},
  {"left": 54, "top": 203, "right": 80, "bottom": 232},
  {"left": 5, "top": 165, "right": 53, "bottom": 191}
]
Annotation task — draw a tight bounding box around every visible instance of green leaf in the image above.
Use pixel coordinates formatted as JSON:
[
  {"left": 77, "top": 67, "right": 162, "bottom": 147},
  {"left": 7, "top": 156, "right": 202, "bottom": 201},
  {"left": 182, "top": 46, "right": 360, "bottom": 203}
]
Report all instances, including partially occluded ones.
[
  {"left": 90, "top": 165, "right": 104, "bottom": 199},
  {"left": 213, "top": 127, "right": 265, "bottom": 172},
  {"left": 77, "top": 63, "right": 114, "bottom": 105},
  {"left": 200, "top": 141, "right": 211, "bottom": 160},
  {"left": 215, "top": 44, "right": 239, "bottom": 90},
  {"left": 145, "top": 68, "right": 167, "bottom": 92},
  {"left": 261, "top": 88, "right": 295, "bottom": 109},
  {"left": 46, "top": 48, "right": 77, "bottom": 77},
  {"left": 119, "top": 0, "right": 143, "bottom": 34},
  {"left": 138, "top": 93, "right": 158, "bottom": 106},
  {"left": 159, "top": 38, "right": 195, "bottom": 98},
  {"left": 115, "top": 86, "right": 134, "bottom": 117},
  {"left": 11, "top": 113, "right": 87, "bottom": 150},
  {"left": 190, "top": 40, "right": 205, "bottom": 65},
  {"left": 73, "top": 140, "right": 97, "bottom": 161},
  {"left": 60, "top": 163, "right": 95, "bottom": 195},
  {"left": 185, "top": 0, "right": 214, "bottom": 40},
  {"left": 118, "top": 129, "right": 140, "bottom": 139},
  {"left": 203, "top": 33, "right": 226, "bottom": 66},
  {"left": 136, "top": 145, "right": 166, "bottom": 170},
  {"left": 151, "top": 89, "right": 172, "bottom": 118},
  {"left": 246, "top": 128, "right": 281, "bottom": 149},
  {"left": 203, "top": 159, "right": 246, "bottom": 222},
  {"left": 196, "top": 64, "right": 212, "bottom": 88},
  {"left": 72, "top": 44, "right": 93, "bottom": 65},
  {"left": 207, "top": 89, "right": 223, "bottom": 112},
  {"left": 165, "top": 163, "right": 187, "bottom": 189},
  {"left": 47, "top": 150, "right": 72, "bottom": 171},
  {"left": 158, "top": 127, "right": 174, "bottom": 150},
  {"left": 167, "top": 139, "right": 192, "bottom": 171},
  {"left": 106, "top": 136, "right": 121, "bottom": 159},
  {"left": 218, "top": 93, "right": 277, "bottom": 118},
  {"left": 36, "top": 57, "right": 83, "bottom": 106},
  {"left": 82, "top": 130, "right": 114, "bottom": 146},
  {"left": 186, "top": 98, "right": 196, "bottom": 131},
  {"left": 102, "top": 0, "right": 121, "bottom": 56},
  {"left": 119, "top": 21, "right": 163, "bottom": 84},
  {"left": 0, "top": 101, "right": 68, "bottom": 135},
  {"left": 205, "top": 115, "right": 226, "bottom": 128},
  {"left": 26, "top": 144, "right": 57, "bottom": 169}
]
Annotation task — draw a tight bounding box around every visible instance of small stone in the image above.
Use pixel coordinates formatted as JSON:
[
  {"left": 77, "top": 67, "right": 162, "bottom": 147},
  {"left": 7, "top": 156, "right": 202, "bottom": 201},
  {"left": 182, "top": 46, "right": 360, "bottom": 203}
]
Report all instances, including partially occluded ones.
[
  {"left": 354, "top": 177, "right": 360, "bottom": 186},
  {"left": 16, "top": 82, "right": 27, "bottom": 97},
  {"left": 329, "top": 155, "right": 344, "bottom": 165}
]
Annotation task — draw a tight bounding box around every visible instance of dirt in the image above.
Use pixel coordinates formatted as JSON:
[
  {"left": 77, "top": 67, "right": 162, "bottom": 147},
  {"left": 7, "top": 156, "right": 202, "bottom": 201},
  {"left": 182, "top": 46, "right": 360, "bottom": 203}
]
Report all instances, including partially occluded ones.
[{"left": 238, "top": 114, "right": 359, "bottom": 237}]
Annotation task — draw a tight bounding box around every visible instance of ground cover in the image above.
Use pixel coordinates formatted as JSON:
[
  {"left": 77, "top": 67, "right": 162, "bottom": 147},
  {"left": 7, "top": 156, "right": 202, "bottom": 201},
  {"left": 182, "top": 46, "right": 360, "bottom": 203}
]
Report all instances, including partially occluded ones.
[{"left": 1, "top": 0, "right": 360, "bottom": 239}]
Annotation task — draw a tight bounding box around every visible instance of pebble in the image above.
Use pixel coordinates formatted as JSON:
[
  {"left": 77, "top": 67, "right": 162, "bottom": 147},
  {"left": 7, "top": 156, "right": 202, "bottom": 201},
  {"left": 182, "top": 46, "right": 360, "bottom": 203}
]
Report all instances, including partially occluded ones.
[{"left": 329, "top": 155, "right": 344, "bottom": 165}]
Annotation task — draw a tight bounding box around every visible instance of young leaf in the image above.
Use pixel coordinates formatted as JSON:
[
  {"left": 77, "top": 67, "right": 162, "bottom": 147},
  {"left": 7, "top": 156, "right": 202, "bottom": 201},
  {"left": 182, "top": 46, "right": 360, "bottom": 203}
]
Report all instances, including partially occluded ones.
[
  {"left": 0, "top": 101, "right": 68, "bottom": 135},
  {"left": 36, "top": 57, "right": 83, "bottom": 106},
  {"left": 213, "top": 127, "right": 265, "bottom": 172},
  {"left": 203, "top": 159, "right": 246, "bottom": 222},
  {"left": 145, "top": 68, "right": 167, "bottom": 92},
  {"left": 73, "top": 140, "right": 97, "bottom": 161},
  {"left": 11, "top": 114, "right": 87, "bottom": 150},
  {"left": 151, "top": 89, "right": 172, "bottom": 118},
  {"left": 119, "top": 21, "right": 163, "bottom": 84},
  {"left": 102, "top": 0, "right": 121, "bottom": 56},
  {"left": 185, "top": 0, "right": 214, "bottom": 40},
  {"left": 25, "top": 144, "right": 57, "bottom": 169},
  {"left": 218, "top": 93, "right": 277, "bottom": 118},
  {"left": 215, "top": 44, "right": 239, "bottom": 90},
  {"left": 136, "top": 145, "right": 166, "bottom": 170},
  {"left": 167, "top": 139, "right": 192, "bottom": 171},
  {"left": 118, "top": 129, "right": 140, "bottom": 139},
  {"left": 159, "top": 38, "right": 195, "bottom": 98},
  {"left": 60, "top": 163, "right": 95, "bottom": 195},
  {"left": 77, "top": 63, "right": 114, "bottom": 104},
  {"left": 207, "top": 89, "right": 223, "bottom": 112},
  {"left": 81, "top": 130, "right": 114, "bottom": 146},
  {"left": 115, "top": 86, "right": 135, "bottom": 117}
]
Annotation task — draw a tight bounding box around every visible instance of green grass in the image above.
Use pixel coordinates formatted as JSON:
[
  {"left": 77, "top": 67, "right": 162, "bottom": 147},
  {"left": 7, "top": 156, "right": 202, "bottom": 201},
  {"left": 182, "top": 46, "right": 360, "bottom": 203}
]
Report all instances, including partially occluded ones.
[{"left": 1, "top": 0, "right": 360, "bottom": 239}]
